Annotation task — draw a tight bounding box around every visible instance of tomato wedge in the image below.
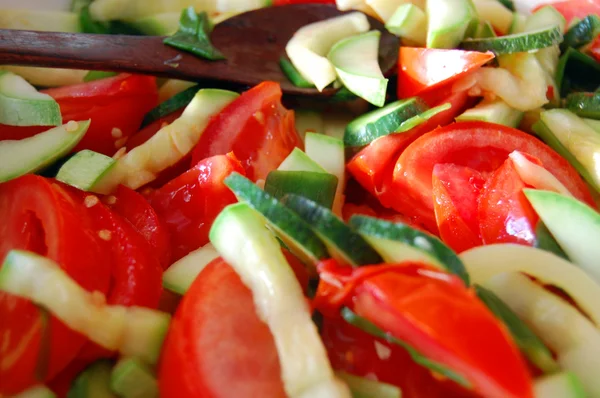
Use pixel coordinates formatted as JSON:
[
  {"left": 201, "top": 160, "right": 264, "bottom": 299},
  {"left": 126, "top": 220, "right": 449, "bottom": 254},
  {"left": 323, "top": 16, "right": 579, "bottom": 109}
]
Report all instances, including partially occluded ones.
[
  {"left": 159, "top": 258, "right": 286, "bottom": 398},
  {"left": 191, "top": 81, "right": 301, "bottom": 181},
  {"left": 41, "top": 74, "right": 158, "bottom": 156},
  {"left": 397, "top": 48, "right": 494, "bottom": 100},
  {"left": 0, "top": 176, "right": 111, "bottom": 395},
  {"left": 478, "top": 157, "right": 539, "bottom": 246},
  {"left": 149, "top": 153, "right": 244, "bottom": 262},
  {"left": 390, "top": 121, "right": 596, "bottom": 232},
  {"left": 432, "top": 164, "right": 485, "bottom": 252},
  {"left": 315, "top": 260, "right": 533, "bottom": 398}
]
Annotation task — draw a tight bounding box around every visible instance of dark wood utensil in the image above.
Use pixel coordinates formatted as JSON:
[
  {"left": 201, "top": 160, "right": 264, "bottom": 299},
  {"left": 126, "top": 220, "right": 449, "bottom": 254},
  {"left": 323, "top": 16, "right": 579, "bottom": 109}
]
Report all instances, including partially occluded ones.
[{"left": 0, "top": 4, "right": 398, "bottom": 97}]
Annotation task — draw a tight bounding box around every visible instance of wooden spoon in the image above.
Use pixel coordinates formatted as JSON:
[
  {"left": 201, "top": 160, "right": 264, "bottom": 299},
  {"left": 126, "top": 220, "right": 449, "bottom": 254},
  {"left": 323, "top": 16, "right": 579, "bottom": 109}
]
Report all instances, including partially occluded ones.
[{"left": 0, "top": 4, "right": 398, "bottom": 97}]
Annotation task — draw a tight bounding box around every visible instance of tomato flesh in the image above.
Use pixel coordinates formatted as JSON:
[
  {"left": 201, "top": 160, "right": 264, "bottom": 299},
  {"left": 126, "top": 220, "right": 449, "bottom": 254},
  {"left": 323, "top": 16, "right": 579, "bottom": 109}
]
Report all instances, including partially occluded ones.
[
  {"left": 191, "top": 81, "right": 301, "bottom": 181},
  {"left": 159, "top": 259, "right": 286, "bottom": 398}
]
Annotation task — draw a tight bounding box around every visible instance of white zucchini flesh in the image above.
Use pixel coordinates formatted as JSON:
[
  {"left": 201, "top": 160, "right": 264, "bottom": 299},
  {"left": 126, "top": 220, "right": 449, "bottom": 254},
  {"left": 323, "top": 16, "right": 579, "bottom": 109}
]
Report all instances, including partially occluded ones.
[{"left": 509, "top": 151, "right": 574, "bottom": 197}]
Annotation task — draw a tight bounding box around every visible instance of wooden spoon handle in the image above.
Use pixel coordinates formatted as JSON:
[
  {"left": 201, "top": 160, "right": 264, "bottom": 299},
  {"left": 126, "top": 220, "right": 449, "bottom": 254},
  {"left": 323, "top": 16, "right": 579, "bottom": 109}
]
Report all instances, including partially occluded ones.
[{"left": 0, "top": 29, "right": 233, "bottom": 83}]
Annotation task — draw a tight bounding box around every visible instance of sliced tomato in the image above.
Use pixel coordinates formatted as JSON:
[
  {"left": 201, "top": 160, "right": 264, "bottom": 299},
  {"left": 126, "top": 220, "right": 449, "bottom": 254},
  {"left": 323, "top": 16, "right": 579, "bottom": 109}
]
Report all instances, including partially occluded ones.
[
  {"left": 390, "top": 121, "right": 596, "bottom": 232},
  {"left": 0, "top": 125, "right": 46, "bottom": 141},
  {"left": 126, "top": 111, "right": 183, "bottom": 150},
  {"left": 159, "top": 258, "right": 286, "bottom": 398},
  {"left": 108, "top": 185, "right": 171, "bottom": 269},
  {"left": 149, "top": 153, "right": 244, "bottom": 262},
  {"left": 432, "top": 164, "right": 485, "bottom": 252},
  {"left": 397, "top": 48, "right": 494, "bottom": 100},
  {"left": 315, "top": 260, "right": 533, "bottom": 398},
  {"left": 590, "top": 35, "right": 600, "bottom": 63},
  {"left": 322, "top": 317, "right": 475, "bottom": 398},
  {"left": 0, "top": 176, "right": 111, "bottom": 395},
  {"left": 533, "top": 0, "right": 600, "bottom": 25},
  {"left": 478, "top": 157, "right": 539, "bottom": 246},
  {"left": 41, "top": 74, "right": 158, "bottom": 156},
  {"left": 191, "top": 81, "right": 301, "bottom": 181},
  {"left": 348, "top": 89, "right": 470, "bottom": 202}
]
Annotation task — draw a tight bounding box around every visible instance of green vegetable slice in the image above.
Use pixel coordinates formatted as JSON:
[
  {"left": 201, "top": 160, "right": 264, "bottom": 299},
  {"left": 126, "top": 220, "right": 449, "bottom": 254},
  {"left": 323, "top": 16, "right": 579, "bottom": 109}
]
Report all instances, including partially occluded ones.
[
  {"left": 279, "top": 57, "right": 315, "bottom": 88},
  {"left": 565, "top": 92, "right": 600, "bottom": 120},
  {"left": 556, "top": 48, "right": 600, "bottom": 96},
  {"left": 561, "top": 14, "right": 600, "bottom": 52},
  {"left": 141, "top": 84, "right": 200, "bottom": 128},
  {"left": 164, "top": 8, "right": 225, "bottom": 61},
  {"left": 460, "top": 26, "right": 562, "bottom": 54}
]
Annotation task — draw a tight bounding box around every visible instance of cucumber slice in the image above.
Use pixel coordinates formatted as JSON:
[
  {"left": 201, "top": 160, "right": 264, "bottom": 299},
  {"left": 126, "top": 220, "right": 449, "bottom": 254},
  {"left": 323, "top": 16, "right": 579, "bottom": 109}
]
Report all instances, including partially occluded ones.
[
  {"left": 328, "top": 30, "right": 388, "bottom": 107},
  {"left": 456, "top": 98, "right": 523, "bottom": 127},
  {"left": 110, "top": 358, "right": 158, "bottom": 398},
  {"left": 89, "top": 0, "right": 218, "bottom": 22},
  {"left": 0, "top": 71, "right": 61, "bottom": 127},
  {"left": 209, "top": 203, "right": 350, "bottom": 398},
  {"left": 281, "top": 194, "right": 382, "bottom": 266},
  {"left": 461, "top": 26, "right": 562, "bottom": 54},
  {"left": 0, "top": 9, "right": 80, "bottom": 32},
  {"left": 72, "top": 0, "right": 92, "bottom": 12},
  {"left": 0, "top": 66, "right": 88, "bottom": 87},
  {"left": 496, "top": 0, "right": 514, "bottom": 11},
  {"left": 508, "top": 12, "right": 526, "bottom": 34},
  {"left": 473, "top": 0, "right": 513, "bottom": 35},
  {"left": 341, "top": 307, "right": 470, "bottom": 388},
  {"left": 224, "top": 172, "right": 328, "bottom": 266},
  {"left": 535, "top": 222, "right": 569, "bottom": 260},
  {"left": 556, "top": 48, "right": 600, "bottom": 97},
  {"left": 216, "top": 0, "right": 269, "bottom": 13},
  {"left": 141, "top": 85, "right": 200, "bottom": 128},
  {"left": 0, "top": 250, "right": 170, "bottom": 365},
  {"left": 130, "top": 12, "right": 184, "bottom": 35},
  {"left": 83, "top": 71, "right": 118, "bottom": 82},
  {"left": 162, "top": 243, "right": 219, "bottom": 295},
  {"left": 93, "top": 88, "right": 238, "bottom": 193},
  {"left": 285, "top": 12, "right": 370, "bottom": 91},
  {"left": 426, "top": 0, "right": 477, "bottom": 48},
  {"left": 523, "top": 5, "right": 566, "bottom": 33},
  {"left": 304, "top": 132, "right": 345, "bottom": 213},
  {"left": 56, "top": 150, "right": 116, "bottom": 192},
  {"left": 473, "top": 20, "right": 497, "bottom": 38},
  {"left": 158, "top": 79, "right": 197, "bottom": 103},
  {"left": 474, "top": 285, "right": 558, "bottom": 373},
  {"left": 294, "top": 109, "right": 324, "bottom": 141},
  {"left": 335, "top": 372, "right": 400, "bottom": 398},
  {"left": 0, "top": 120, "right": 90, "bottom": 184},
  {"left": 278, "top": 147, "right": 326, "bottom": 173},
  {"left": 343, "top": 97, "right": 428, "bottom": 147},
  {"left": 533, "top": 109, "right": 600, "bottom": 192},
  {"left": 265, "top": 171, "right": 338, "bottom": 209},
  {"left": 562, "top": 14, "right": 600, "bottom": 51},
  {"left": 385, "top": 3, "right": 427, "bottom": 45},
  {"left": 524, "top": 189, "right": 600, "bottom": 284},
  {"left": 365, "top": 0, "right": 409, "bottom": 22},
  {"left": 11, "top": 385, "right": 57, "bottom": 398},
  {"left": 534, "top": 372, "right": 586, "bottom": 398},
  {"left": 279, "top": 57, "right": 315, "bottom": 89},
  {"left": 349, "top": 215, "right": 470, "bottom": 285},
  {"left": 68, "top": 360, "right": 116, "bottom": 398},
  {"left": 565, "top": 92, "right": 600, "bottom": 120},
  {"left": 584, "top": 118, "right": 600, "bottom": 133}
]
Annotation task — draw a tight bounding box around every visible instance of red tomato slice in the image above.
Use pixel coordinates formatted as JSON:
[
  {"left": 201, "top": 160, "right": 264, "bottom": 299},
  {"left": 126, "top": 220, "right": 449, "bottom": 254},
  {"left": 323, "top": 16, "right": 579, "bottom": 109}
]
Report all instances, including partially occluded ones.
[
  {"left": 149, "top": 153, "right": 245, "bottom": 262},
  {"left": 108, "top": 185, "right": 171, "bottom": 269},
  {"left": 0, "top": 125, "right": 46, "bottom": 141},
  {"left": 315, "top": 260, "right": 533, "bottom": 398},
  {"left": 159, "top": 258, "right": 286, "bottom": 398},
  {"left": 590, "top": 35, "right": 600, "bottom": 63},
  {"left": 0, "top": 176, "right": 111, "bottom": 395},
  {"left": 478, "top": 157, "right": 539, "bottom": 246},
  {"left": 191, "top": 81, "right": 302, "bottom": 181},
  {"left": 432, "top": 164, "right": 485, "bottom": 252},
  {"left": 533, "top": 0, "right": 600, "bottom": 25},
  {"left": 322, "top": 317, "right": 475, "bottom": 398},
  {"left": 390, "top": 121, "right": 596, "bottom": 232},
  {"left": 348, "top": 89, "right": 470, "bottom": 202},
  {"left": 397, "top": 48, "right": 494, "bottom": 100},
  {"left": 41, "top": 74, "right": 158, "bottom": 156},
  {"left": 126, "top": 111, "right": 183, "bottom": 150}
]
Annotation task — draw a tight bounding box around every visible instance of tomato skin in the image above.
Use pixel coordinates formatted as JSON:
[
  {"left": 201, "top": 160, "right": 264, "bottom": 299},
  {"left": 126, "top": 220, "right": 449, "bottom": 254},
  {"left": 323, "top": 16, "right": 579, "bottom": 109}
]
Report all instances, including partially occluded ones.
[
  {"left": 533, "top": 0, "right": 600, "bottom": 25},
  {"left": 108, "top": 185, "right": 171, "bottom": 269},
  {"left": 41, "top": 74, "right": 158, "bottom": 156},
  {"left": 0, "top": 176, "right": 111, "bottom": 395},
  {"left": 390, "top": 121, "right": 596, "bottom": 232},
  {"left": 315, "top": 260, "right": 534, "bottom": 398},
  {"left": 590, "top": 35, "right": 600, "bottom": 63},
  {"left": 478, "top": 158, "right": 539, "bottom": 246},
  {"left": 432, "top": 164, "right": 485, "bottom": 252},
  {"left": 149, "top": 153, "right": 245, "bottom": 262},
  {"left": 397, "top": 48, "right": 494, "bottom": 100},
  {"left": 191, "top": 81, "right": 301, "bottom": 181},
  {"left": 159, "top": 258, "right": 286, "bottom": 398}
]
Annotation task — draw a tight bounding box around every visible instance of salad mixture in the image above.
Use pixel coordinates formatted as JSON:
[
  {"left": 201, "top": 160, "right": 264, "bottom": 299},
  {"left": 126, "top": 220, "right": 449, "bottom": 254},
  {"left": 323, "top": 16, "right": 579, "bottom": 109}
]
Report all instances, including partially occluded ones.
[{"left": 1, "top": 0, "right": 600, "bottom": 397}]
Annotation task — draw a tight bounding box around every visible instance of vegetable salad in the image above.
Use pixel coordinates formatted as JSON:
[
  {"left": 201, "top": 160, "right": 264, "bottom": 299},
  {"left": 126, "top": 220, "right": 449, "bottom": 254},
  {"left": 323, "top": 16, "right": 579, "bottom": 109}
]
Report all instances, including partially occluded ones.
[{"left": 1, "top": 0, "right": 600, "bottom": 397}]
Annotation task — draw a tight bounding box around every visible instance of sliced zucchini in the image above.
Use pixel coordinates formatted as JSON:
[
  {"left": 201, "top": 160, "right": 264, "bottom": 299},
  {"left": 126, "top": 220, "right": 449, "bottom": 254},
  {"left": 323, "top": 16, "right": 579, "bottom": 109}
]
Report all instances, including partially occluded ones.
[
  {"left": 385, "top": 3, "right": 427, "bottom": 45},
  {"left": 456, "top": 98, "right": 523, "bottom": 127},
  {"left": 523, "top": 5, "right": 566, "bottom": 33},
  {"left": 460, "top": 26, "right": 562, "bottom": 54},
  {"left": 562, "top": 14, "right": 600, "bottom": 52},
  {"left": 426, "top": 0, "right": 478, "bottom": 48},
  {"left": 533, "top": 372, "right": 586, "bottom": 398},
  {"left": 349, "top": 215, "right": 470, "bottom": 285},
  {"left": 110, "top": 358, "right": 159, "bottom": 398},
  {"left": 565, "top": 92, "right": 600, "bottom": 120},
  {"left": 556, "top": 48, "right": 600, "bottom": 97},
  {"left": 162, "top": 243, "right": 220, "bottom": 295},
  {"left": 535, "top": 222, "right": 569, "bottom": 260},
  {"left": 265, "top": 171, "right": 338, "bottom": 209},
  {"left": 11, "top": 385, "right": 57, "bottom": 398},
  {"left": 141, "top": 84, "right": 200, "bottom": 128},
  {"left": 279, "top": 57, "right": 315, "bottom": 89},
  {"left": 89, "top": 0, "right": 218, "bottom": 22},
  {"left": 278, "top": 148, "right": 326, "bottom": 173},
  {"left": 68, "top": 360, "right": 116, "bottom": 398},
  {"left": 224, "top": 172, "right": 328, "bottom": 266},
  {"left": 335, "top": 372, "right": 400, "bottom": 398},
  {"left": 129, "top": 12, "right": 181, "bottom": 35},
  {"left": 343, "top": 97, "right": 428, "bottom": 147},
  {"left": 472, "top": 0, "right": 513, "bottom": 35},
  {"left": 0, "top": 9, "right": 80, "bottom": 32},
  {"left": 56, "top": 149, "right": 116, "bottom": 192}
]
